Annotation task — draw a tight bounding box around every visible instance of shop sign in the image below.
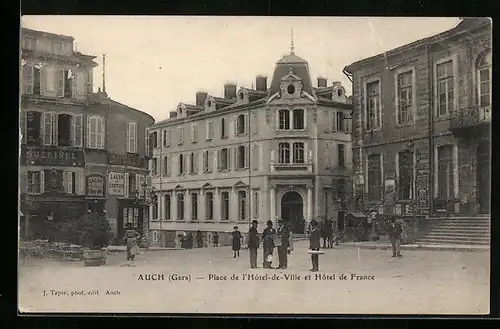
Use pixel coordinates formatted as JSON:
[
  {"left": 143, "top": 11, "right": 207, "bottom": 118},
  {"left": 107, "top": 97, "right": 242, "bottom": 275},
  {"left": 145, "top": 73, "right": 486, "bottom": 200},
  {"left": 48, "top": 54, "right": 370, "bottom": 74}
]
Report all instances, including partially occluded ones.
[
  {"left": 108, "top": 153, "right": 144, "bottom": 168},
  {"left": 108, "top": 172, "right": 125, "bottom": 196},
  {"left": 86, "top": 175, "right": 105, "bottom": 197},
  {"left": 22, "top": 146, "right": 84, "bottom": 166}
]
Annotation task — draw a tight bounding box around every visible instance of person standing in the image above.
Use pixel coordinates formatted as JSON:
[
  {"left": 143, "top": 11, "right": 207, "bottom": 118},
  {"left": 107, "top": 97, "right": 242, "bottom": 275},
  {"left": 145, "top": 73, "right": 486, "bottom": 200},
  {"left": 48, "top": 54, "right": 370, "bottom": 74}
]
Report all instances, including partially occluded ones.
[
  {"left": 276, "top": 219, "right": 290, "bottom": 269},
  {"left": 388, "top": 217, "right": 403, "bottom": 258},
  {"left": 261, "top": 220, "right": 276, "bottom": 268},
  {"left": 309, "top": 219, "right": 321, "bottom": 272},
  {"left": 125, "top": 223, "right": 140, "bottom": 261},
  {"left": 232, "top": 226, "right": 242, "bottom": 258},
  {"left": 213, "top": 232, "right": 219, "bottom": 247},
  {"left": 248, "top": 220, "right": 259, "bottom": 268},
  {"left": 196, "top": 230, "right": 203, "bottom": 248},
  {"left": 187, "top": 233, "right": 194, "bottom": 249}
]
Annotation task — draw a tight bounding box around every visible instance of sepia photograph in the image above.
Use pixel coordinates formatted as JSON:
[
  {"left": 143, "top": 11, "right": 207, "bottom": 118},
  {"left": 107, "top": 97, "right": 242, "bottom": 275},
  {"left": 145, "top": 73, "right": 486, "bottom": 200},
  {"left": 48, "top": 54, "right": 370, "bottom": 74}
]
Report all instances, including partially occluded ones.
[{"left": 18, "top": 16, "right": 491, "bottom": 314}]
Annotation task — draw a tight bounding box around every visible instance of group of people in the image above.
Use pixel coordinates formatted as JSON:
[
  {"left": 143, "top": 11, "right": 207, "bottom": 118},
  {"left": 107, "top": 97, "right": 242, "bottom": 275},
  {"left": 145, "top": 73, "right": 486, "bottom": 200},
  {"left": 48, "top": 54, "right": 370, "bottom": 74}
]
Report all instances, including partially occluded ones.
[
  {"left": 245, "top": 219, "right": 296, "bottom": 270},
  {"left": 123, "top": 216, "right": 404, "bottom": 265}
]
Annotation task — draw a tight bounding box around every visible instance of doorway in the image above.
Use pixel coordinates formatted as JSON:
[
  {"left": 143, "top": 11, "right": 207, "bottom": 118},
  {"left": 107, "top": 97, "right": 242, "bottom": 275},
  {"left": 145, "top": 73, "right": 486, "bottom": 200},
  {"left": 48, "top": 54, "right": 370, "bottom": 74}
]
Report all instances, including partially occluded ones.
[
  {"left": 280, "top": 191, "right": 304, "bottom": 234},
  {"left": 476, "top": 141, "right": 490, "bottom": 214}
]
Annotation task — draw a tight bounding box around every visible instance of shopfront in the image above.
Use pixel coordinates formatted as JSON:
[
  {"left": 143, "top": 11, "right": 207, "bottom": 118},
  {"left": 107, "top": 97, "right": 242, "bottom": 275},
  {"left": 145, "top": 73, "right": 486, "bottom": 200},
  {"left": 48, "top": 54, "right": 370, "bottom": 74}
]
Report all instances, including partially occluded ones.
[{"left": 116, "top": 199, "right": 147, "bottom": 241}]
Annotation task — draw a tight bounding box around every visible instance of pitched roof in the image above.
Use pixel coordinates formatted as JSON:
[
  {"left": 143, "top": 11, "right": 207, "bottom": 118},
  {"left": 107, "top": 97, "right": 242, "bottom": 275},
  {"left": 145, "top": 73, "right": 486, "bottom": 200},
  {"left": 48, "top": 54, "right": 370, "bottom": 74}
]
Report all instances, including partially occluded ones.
[{"left": 269, "top": 53, "right": 314, "bottom": 96}]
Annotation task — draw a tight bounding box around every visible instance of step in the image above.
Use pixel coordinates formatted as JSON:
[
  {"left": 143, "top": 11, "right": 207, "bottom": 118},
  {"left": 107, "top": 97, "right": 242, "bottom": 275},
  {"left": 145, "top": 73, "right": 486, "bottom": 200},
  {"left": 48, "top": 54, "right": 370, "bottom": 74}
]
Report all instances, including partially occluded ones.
[
  {"left": 433, "top": 224, "right": 490, "bottom": 229},
  {"left": 417, "top": 239, "right": 490, "bottom": 246},
  {"left": 424, "top": 235, "right": 490, "bottom": 242},
  {"left": 426, "top": 231, "right": 490, "bottom": 237},
  {"left": 417, "top": 238, "right": 490, "bottom": 244},
  {"left": 430, "top": 229, "right": 491, "bottom": 234},
  {"left": 429, "top": 217, "right": 490, "bottom": 220}
]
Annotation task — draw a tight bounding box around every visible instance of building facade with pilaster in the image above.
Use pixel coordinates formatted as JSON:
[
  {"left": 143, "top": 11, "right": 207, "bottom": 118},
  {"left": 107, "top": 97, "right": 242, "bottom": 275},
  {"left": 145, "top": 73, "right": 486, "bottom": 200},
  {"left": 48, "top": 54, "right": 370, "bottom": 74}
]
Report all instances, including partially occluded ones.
[
  {"left": 343, "top": 18, "right": 491, "bottom": 218},
  {"left": 148, "top": 48, "right": 353, "bottom": 247}
]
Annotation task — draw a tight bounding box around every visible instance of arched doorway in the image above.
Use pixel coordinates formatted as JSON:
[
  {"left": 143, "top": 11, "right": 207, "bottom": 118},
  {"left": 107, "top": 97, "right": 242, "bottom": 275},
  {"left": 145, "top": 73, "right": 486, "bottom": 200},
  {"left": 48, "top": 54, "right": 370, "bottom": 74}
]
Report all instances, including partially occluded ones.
[
  {"left": 280, "top": 191, "right": 304, "bottom": 234},
  {"left": 476, "top": 141, "right": 490, "bottom": 214}
]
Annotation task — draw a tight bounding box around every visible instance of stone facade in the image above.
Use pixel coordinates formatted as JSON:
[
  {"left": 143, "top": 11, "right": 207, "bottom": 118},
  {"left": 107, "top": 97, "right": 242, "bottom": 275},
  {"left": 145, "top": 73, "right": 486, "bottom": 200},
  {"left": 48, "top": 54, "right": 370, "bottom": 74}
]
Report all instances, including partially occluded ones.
[
  {"left": 19, "top": 28, "right": 155, "bottom": 242},
  {"left": 344, "top": 18, "right": 491, "bottom": 217},
  {"left": 148, "top": 50, "right": 353, "bottom": 247}
]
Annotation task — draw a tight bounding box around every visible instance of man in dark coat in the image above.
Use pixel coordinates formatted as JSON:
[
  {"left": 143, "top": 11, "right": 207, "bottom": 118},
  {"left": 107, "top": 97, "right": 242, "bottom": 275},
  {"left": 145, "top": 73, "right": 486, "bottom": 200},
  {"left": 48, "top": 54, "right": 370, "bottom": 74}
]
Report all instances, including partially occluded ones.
[
  {"left": 196, "top": 230, "right": 203, "bottom": 248},
  {"left": 388, "top": 217, "right": 403, "bottom": 258},
  {"left": 309, "top": 219, "right": 321, "bottom": 272},
  {"left": 248, "top": 220, "right": 259, "bottom": 268},
  {"left": 232, "top": 226, "right": 242, "bottom": 258},
  {"left": 261, "top": 220, "right": 276, "bottom": 268},
  {"left": 276, "top": 219, "right": 290, "bottom": 269}
]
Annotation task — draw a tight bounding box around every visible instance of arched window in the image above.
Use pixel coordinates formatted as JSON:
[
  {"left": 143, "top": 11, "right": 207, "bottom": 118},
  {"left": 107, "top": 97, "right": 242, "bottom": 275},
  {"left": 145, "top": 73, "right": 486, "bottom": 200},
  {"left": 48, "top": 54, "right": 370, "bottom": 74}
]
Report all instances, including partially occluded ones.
[
  {"left": 477, "top": 50, "right": 491, "bottom": 107},
  {"left": 278, "top": 143, "right": 290, "bottom": 163},
  {"left": 292, "top": 142, "right": 304, "bottom": 163},
  {"left": 237, "top": 114, "right": 245, "bottom": 134},
  {"left": 237, "top": 145, "right": 246, "bottom": 169}
]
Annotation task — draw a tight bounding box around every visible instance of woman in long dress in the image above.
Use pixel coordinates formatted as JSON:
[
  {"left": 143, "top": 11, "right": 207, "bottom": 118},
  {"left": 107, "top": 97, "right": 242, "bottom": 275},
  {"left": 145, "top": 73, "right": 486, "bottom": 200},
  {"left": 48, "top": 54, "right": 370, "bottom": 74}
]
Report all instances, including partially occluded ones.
[{"left": 125, "top": 223, "right": 140, "bottom": 261}]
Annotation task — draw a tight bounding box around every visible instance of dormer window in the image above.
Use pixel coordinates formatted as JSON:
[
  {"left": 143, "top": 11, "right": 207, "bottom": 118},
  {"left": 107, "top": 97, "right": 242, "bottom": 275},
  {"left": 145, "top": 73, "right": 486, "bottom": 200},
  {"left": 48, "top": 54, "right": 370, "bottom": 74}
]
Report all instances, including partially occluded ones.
[
  {"left": 287, "top": 84, "right": 296, "bottom": 95},
  {"left": 337, "top": 88, "right": 344, "bottom": 98},
  {"left": 178, "top": 106, "right": 183, "bottom": 114},
  {"left": 207, "top": 100, "right": 212, "bottom": 108},
  {"left": 239, "top": 92, "right": 245, "bottom": 100}
]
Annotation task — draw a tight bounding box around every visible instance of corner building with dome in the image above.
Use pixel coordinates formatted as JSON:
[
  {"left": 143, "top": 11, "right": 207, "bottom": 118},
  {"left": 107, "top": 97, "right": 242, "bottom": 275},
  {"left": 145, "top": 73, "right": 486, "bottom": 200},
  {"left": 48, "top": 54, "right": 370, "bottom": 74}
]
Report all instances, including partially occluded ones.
[{"left": 147, "top": 48, "right": 354, "bottom": 247}]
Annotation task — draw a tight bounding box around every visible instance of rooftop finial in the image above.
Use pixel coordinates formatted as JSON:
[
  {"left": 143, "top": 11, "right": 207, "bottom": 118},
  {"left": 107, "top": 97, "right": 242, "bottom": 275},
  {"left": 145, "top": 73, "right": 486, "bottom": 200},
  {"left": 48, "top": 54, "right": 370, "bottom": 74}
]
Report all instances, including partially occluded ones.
[
  {"left": 102, "top": 54, "right": 106, "bottom": 93},
  {"left": 290, "top": 28, "right": 295, "bottom": 55}
]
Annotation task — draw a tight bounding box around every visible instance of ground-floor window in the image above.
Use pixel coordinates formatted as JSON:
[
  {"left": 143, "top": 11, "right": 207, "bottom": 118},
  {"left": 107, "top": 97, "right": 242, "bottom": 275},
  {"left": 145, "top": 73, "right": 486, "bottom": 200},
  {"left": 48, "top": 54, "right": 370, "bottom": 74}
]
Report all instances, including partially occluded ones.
[{"left": 123, "top": 207, "right": 139, "bottom": 228}]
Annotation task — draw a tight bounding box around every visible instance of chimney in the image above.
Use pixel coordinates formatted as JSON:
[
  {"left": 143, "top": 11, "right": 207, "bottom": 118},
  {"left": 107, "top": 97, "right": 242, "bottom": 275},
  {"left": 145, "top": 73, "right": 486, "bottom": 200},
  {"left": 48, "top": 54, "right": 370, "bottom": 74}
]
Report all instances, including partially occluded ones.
[
  {"left": 223, "top": 83, "right": 237, "bottom": 100},
  {"left": 317, "top": 77, "right": 327, "bottom": 88},
  {"left": 256, "top": 76, "right": 267, "bottom": 91},
  {"left": 196, "top": 92, "right": 208, "bottom": 107}
]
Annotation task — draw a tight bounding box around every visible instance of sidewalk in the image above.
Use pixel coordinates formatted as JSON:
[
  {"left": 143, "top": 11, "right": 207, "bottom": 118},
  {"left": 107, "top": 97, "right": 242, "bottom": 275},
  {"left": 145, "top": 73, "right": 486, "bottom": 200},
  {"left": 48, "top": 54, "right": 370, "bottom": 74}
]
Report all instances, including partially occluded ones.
[
  {"left": 335, "top": 241, "right": 490, "bottom": 252},
  {"left": 105, "top": 245, "right": 182, "bottom": 252}
]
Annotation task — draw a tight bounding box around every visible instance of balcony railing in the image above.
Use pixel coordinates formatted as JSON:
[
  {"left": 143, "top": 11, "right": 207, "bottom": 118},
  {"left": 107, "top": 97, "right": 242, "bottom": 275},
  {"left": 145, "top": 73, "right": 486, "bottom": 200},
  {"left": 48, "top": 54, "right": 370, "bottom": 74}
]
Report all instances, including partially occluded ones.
[
  {"left": 450, "top": 105, "right": 491, "bottom": 130},
  {"left": 271, "top": 161, "right": 313, "bottom": 172}
]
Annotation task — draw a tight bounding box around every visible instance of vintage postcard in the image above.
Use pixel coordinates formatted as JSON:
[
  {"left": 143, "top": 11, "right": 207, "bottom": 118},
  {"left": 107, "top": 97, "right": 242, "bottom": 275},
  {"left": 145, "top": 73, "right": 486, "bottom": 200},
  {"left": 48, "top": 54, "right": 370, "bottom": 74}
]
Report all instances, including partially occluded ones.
[{"left": 18, "top": 16, "right": 491, "bottom": 314}]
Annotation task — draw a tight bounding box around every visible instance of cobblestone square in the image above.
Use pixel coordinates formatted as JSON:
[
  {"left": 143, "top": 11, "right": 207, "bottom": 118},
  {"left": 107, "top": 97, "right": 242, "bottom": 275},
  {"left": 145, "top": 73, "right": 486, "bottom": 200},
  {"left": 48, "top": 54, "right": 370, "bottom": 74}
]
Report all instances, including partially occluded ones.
[{"left": 19, "top": 241, "right": 490, "bottom": 314}]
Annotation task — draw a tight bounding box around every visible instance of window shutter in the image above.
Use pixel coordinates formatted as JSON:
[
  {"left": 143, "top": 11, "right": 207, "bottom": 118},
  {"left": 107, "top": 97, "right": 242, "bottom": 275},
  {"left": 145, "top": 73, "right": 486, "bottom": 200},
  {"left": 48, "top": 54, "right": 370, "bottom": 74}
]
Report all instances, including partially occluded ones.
[
  {"left": 233, "top": 116, "right": 237, "bottom": 136},
  {"left": 71, "top": 71, "right": 77, "bottom": 97},
  {"left": 187, "top": 153, "right": 192, "bottom": 174},
  {"left": 217, "top": 150, "right": 221, "bottom": 171},
  {"left": 124, "top": 173, "right": 129, "bottom": 198},
  {"left": 126, "top": 123, "right": 131, "bottom": 152},
  {"left": 136, "top": 174, "right": 141, "bottom": 196},
  {"left": 183, "top": 153, "right": 187, "bottom": 173},
  {"left": 75, "top": 114, "right": 84, "bottom": 147},
  {"left": 244, "top": 114, "right": 249, "bottom": 133},
  {"left": 145, "top": 129, "right": 149, "bottom": 156},
  {"left": 40, "top": 66, "right": 46, "bottom": 93},
  {"left": 40, "top": 170, "right": 45, "bottom": 194},
  {"left": 208, "top": 151, "right": 213, "bottom": 171},
  {"left": 167, "top": 157, "right": 171, "bottom": 176},
  {"left": 52, "top": 112, "right": 58, "bottom": 146},
  {"left": 245, "top": 145, "right": 250, "bottom": 168},
  {"left": 87, "top": 116, "right": 92, "bottom": 148},
  {"left": 193, "top": 152, "right": 198, "bottom": 173},
  {"left": 99, "top": 117, "right": 105, "bottom": 149},
  {"left": 23, "top": 65, "right": 33, "bottom": 94},
  {"left": 45, "top": 66, "right": 55, "bottom": 92},
  {"left": 41, "top": 112, "right": 52, "bottom": 146},
  {"left": 57, "top": 69, "right": 64, "bottom": 97},
  {"left": 228, "top": 148, "right": 233, "bottom": 170}
]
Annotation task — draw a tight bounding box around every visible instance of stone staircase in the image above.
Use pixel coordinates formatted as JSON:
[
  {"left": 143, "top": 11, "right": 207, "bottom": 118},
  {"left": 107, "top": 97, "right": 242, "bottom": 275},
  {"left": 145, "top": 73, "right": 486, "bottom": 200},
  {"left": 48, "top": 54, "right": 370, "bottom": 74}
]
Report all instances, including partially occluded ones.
[{"left": 415, "top": 216, "right": 490, "bottom": 245}]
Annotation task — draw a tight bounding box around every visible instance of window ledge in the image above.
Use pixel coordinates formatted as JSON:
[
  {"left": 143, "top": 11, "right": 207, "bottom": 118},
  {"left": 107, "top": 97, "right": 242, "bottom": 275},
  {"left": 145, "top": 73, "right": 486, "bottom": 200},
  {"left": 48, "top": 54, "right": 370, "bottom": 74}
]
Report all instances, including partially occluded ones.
[
  {"left": 191, "top": 141, "right": 197, "bottom": 144},
  {"left": 395, "top": 122, "right": 415, "bottom": 128},
  {"left": 221, "top": 136, "right": 228, "bottom": 139}
]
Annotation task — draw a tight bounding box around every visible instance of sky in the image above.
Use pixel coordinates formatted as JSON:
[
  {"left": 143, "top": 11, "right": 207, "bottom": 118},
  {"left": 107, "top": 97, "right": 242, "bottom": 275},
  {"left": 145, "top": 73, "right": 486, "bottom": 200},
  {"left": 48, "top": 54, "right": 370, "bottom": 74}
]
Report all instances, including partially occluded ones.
[{"left": 21, "top": 16, "right": 461, "bottom": 122}]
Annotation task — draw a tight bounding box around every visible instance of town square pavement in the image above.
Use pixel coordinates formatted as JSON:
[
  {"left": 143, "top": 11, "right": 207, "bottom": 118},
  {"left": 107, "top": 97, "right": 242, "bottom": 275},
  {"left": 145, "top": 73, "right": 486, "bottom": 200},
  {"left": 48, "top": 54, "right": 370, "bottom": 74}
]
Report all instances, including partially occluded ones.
[{"left": 18, "top": 241, "right": 490, "bottom": 314}]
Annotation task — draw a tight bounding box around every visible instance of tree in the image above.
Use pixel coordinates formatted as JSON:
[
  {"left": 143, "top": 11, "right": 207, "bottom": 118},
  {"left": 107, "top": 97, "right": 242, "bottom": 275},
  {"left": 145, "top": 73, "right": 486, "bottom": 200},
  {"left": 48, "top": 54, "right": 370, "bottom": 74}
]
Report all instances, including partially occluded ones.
[{"left": 73, "top": 212, "right": 112, "bottom": 249}]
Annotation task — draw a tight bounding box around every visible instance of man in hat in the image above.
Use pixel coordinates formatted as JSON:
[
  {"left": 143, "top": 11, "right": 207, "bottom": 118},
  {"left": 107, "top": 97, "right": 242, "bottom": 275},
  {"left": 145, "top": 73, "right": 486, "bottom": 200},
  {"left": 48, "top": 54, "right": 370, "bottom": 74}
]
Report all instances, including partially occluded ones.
[
  {"left": 309, "top": 219, "right": 321, "bottom": 271},
  {"left": 261, "top": 220, "right": 276, "bottom": 268},
  {"left": 388, "top": 216, "right": 403, "bottom": 258},
  {"left": 276, "top": 219, "right": 290, "bottom": 269},
  {"left": 248, "top": 220, "right": 259, "bottom": 268}
]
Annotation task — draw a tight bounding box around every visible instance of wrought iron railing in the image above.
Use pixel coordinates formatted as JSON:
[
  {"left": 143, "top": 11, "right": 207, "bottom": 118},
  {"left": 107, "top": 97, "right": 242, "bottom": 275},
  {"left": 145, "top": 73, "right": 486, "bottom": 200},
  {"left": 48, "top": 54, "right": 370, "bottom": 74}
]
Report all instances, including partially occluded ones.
[{"left": 450, "top": 105, "right": 491, "bottom": 129}]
